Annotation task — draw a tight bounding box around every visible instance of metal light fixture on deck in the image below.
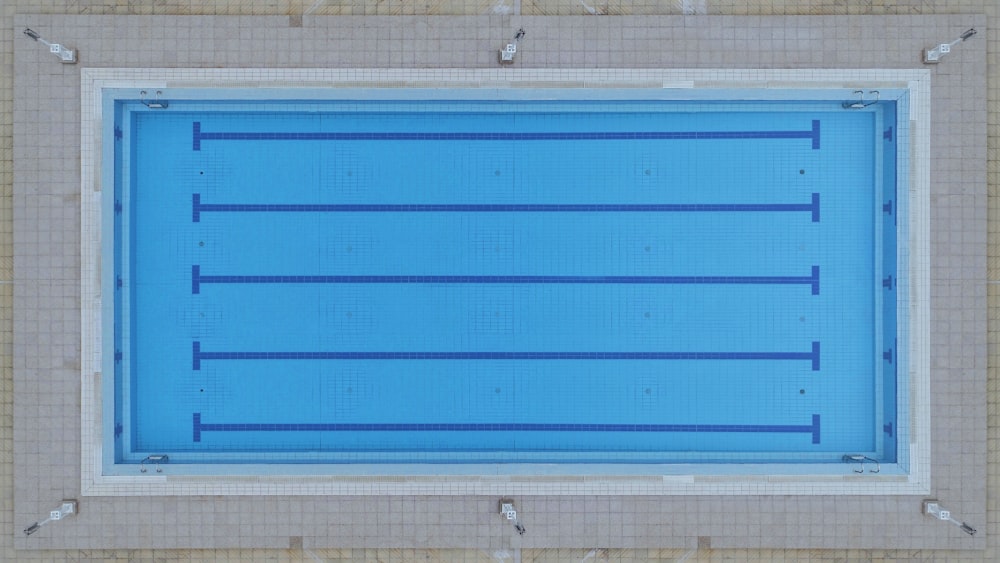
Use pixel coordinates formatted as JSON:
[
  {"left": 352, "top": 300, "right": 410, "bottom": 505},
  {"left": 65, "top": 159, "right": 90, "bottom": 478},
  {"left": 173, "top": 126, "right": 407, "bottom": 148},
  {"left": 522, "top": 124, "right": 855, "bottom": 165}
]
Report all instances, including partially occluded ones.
[
  {"left": 923, "top": 28, "right": 976, "bottom": 64},
  {"left": 23, "top": 500, "right": 78, "bottom": 536},
  {"left": 922, "top": 499, "right": 977, "bottom": 536},
  {"left": 22, "top": 28, "right": 77, "bottom": 64}
]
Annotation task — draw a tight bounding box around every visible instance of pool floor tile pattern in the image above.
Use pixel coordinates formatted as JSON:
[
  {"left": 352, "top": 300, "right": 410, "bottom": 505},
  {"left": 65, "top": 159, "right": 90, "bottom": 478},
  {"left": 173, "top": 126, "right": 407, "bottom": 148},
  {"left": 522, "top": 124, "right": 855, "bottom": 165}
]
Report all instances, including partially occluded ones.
[{"left": 2, "top": 1, "right": 997, "bottom": 561}]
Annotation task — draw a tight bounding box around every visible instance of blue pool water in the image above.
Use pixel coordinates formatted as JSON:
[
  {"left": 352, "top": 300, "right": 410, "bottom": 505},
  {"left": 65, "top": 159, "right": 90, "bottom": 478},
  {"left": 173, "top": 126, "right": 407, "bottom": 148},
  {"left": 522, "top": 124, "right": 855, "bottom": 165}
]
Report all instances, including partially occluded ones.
[{"left": 110, "top": 95, "right": 899, "bottom": 466}]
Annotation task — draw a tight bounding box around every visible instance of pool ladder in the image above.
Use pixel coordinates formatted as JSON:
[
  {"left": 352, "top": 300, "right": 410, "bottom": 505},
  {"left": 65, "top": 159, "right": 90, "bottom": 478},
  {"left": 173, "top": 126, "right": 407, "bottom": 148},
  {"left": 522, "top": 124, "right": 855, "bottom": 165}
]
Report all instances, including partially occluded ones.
[
  {"left": 843, "top": 90, "right": 879, "bottom": 109},
  {"left": 140, "top": 454, "right": 169, "bottom": 473},
  {"left": 842, "top": 454, "right": 880, "bottom": 473},
  {"left": 140, "top": 90, "right": 168, "bottom": 109}
]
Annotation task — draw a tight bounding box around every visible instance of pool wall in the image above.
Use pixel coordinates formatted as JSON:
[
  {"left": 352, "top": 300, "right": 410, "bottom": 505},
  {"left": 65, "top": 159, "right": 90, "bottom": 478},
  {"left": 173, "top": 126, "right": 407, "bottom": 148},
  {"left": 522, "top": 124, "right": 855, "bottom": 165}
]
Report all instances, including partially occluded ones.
[
  {"left": 106, "top": 90, "right": 904, "bottom": 470},
  {"left": 13, "top": 13, "right": 986, "bottom": 551}
]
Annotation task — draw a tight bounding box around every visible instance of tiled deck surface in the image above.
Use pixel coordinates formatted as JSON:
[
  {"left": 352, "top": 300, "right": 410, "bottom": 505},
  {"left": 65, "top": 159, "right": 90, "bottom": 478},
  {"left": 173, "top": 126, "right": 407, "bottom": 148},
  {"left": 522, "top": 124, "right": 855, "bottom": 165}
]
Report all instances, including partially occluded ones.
[{"left": 2, "top": 1, "right": 997, "bottom": 561}]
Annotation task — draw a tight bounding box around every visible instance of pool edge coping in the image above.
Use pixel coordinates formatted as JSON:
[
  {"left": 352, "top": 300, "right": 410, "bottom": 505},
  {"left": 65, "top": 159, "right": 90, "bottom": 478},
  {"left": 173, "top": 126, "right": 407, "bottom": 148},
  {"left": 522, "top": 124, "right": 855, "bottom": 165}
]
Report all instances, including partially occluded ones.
[{"left": 79, "top": 67, "right": 931, "bottom": 497}]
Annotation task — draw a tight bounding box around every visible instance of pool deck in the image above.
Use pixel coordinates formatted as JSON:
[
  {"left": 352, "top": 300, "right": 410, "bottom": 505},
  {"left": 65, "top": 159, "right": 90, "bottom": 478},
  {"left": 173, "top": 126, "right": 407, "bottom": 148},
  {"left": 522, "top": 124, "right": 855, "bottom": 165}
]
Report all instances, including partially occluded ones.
[{"left": 2, "top": 2, "right": 996, "bottom": 561}]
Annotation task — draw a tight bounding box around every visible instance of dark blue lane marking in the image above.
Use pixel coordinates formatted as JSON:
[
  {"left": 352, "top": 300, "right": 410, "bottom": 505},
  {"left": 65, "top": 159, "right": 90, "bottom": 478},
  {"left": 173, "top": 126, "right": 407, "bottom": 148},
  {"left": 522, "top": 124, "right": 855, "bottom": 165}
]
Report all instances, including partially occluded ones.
[
  {"left": 191, "top": 341, "right": 820, "bottom": 371},
  {"left": 192, "top": 193, "right": 821, "bottom": 223},
  {"left": 191, "top": 265, "right": 820, "bottom": 295},
  {"left": 192, "top": 412, "right": 821, "bottom": 443},
  {"left": 191, "top": 120, "right": 821, "bottom": 150}
]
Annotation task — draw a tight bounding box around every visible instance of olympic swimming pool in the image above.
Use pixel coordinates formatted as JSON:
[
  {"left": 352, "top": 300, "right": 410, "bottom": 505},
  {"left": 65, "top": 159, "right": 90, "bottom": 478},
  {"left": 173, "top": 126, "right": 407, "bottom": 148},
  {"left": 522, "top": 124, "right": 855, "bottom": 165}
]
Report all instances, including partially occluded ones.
[{"left": 100, "top": 87, "right": 910, "bottom": 476}]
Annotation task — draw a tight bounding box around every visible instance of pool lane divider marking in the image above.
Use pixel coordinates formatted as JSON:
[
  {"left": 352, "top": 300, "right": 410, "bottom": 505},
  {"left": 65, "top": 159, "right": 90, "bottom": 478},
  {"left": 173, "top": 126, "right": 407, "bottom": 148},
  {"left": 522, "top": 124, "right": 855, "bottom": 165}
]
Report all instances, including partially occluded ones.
[
  {"left": 191, "top": 120, "right": 821, "bottom": 150},
  {"left": 191, "top": 193, "right": 820, "bottom": 223},
  {"left": 191, "top": 341, "right": 820, "bottom": 371},
  {"left": 191, "top": 413, "right": 821, "bottom": 444},
  {"left": 190, "top": 265, "right": 820, "bottom": 295}
]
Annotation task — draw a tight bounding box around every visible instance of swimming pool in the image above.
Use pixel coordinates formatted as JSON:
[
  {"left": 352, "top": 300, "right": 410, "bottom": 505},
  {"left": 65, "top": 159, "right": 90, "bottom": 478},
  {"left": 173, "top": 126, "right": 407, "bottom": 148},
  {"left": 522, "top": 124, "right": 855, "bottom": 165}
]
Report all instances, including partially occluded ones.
[{"left": 101, "top": 86, "right": 908, "bottom": 474}]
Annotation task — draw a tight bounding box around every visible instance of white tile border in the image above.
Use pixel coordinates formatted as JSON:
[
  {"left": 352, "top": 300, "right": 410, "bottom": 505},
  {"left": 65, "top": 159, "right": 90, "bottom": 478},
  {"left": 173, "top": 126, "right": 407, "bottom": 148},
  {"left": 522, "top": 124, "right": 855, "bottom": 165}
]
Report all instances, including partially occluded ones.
[{"left": 80, "top": 67, "right": 931, "bottom": 497}]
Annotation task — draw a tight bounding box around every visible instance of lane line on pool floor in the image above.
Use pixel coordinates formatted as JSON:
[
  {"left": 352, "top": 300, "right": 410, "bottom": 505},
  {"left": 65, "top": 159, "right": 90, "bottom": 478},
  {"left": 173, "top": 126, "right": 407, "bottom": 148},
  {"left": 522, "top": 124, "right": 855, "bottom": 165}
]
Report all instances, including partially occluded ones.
[
  {"left": 191, "top": 120, "right": 821, "bottom": 150},
  {"left": 191, "top": 265, "right": 821, "bottom": 295},
  {"left": 191, "top": 193, "right": 821, "bottom": 223},
  {"left": 191, "top": 341, "right": 821, "bottom": 371},
  {"left": 190, "top": 413, "right": 822, "bottom": 444}
]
